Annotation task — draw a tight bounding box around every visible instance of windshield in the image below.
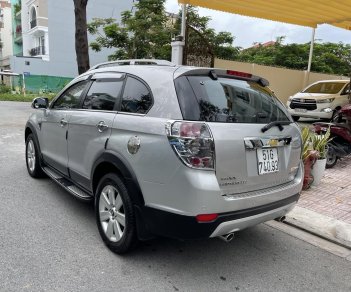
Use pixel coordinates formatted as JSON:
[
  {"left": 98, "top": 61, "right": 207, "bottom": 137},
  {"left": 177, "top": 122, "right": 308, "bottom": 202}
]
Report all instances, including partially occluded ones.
[
  {"left": 303, "top": 82, "right": 345, "bottom": 94},
  {"left": 175, "top": 76, "right": 290, "bottom": 123}
]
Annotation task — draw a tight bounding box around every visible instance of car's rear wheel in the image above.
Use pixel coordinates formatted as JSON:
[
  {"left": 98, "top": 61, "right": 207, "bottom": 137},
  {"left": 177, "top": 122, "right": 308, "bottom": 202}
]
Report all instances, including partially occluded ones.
[
  {"left": 25, "top": 134, "right": 45, "bottom": 178},
  {"left": 292, "top": 115, "right": 300, "bottom": 122},
  {"left": 95, "top": 173, "right": 138, "bottom": 254}
]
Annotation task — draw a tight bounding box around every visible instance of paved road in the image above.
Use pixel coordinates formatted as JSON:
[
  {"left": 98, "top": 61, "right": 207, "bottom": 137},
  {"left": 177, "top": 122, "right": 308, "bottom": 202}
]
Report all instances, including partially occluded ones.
[{"left": 0, "top": 101, "right": 350, "bottom": 292}]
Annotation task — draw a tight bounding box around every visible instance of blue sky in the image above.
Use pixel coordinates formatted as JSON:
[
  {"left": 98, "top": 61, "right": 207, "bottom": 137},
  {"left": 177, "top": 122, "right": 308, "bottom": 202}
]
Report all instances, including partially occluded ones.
[{"left": 165, "top": 0, "right": 351, "bottom": 49}]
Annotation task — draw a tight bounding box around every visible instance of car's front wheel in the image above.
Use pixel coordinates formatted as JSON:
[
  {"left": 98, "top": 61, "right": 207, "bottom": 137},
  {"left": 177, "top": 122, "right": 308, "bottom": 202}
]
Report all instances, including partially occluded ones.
[
  {"left": 95, "top": 173, "right": 138, "bottom": 254},
  {"left": 25, "top": 133, "right": 45, "bottom": 178},
  {"left": 331, "top": 108, "right": 342, "bottom": 123}
]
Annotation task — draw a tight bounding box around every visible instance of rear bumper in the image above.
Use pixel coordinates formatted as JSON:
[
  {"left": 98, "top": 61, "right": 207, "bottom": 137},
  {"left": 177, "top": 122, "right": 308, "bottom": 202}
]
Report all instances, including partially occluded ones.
[{"left": 139, "top": 193, "right": 300, "bottom": 240}]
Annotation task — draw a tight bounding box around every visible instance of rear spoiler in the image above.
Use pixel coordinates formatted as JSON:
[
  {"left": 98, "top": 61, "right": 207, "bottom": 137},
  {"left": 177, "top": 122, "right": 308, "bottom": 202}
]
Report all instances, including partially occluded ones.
[{"left": 175, "top": 68, "right": 269, "bottom": 87}]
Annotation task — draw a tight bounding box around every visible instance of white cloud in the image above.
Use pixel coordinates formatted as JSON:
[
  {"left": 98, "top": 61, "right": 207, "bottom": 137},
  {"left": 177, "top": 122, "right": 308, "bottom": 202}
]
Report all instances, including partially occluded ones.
[{"left": 165, "top": 0, "right": 351, "bottom": 48}]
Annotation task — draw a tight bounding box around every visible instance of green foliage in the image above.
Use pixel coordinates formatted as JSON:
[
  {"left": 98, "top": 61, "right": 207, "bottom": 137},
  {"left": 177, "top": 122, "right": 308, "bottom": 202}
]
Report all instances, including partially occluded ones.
[
  {"left": 311, "top": 128, "right": 331, "bottom": 160},
  {"left": 13, "top": 2, "right": 21, "bottom": 15},
  {"left": 87, "top": 1, "right": 350, "bottom": 75},
  {"left": 236, "top": 38, "right": 351, "bottom": 76},
  {"left": 88, "top": 2, "right": 238, "bottom": 61},
  {"left": 301, "top": 127, "right": 313, "bottom": 161},
  {"left": 0, "top": 85, "right": 11, "bottom": 94},
  {"left": 174, "top": 6, "right": 239, "bottom": 60},
  {"left": 88, "top": 0, "right": 173, "bottom": 60},
  {"left": 0, "top": 93, "right": 55, "bottom": 102},
  {"left": 300, "top": 126, "right": 331, "bottom": 160}
]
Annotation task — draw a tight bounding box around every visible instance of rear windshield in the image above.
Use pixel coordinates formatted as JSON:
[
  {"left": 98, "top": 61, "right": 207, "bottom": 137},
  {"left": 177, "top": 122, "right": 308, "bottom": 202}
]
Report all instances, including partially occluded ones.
[
  {"left": 175, "top": 76, "right": 290, "bottom": 123},
  {"left": 303, "top": 82, "right": 345, "bottom": 94}
]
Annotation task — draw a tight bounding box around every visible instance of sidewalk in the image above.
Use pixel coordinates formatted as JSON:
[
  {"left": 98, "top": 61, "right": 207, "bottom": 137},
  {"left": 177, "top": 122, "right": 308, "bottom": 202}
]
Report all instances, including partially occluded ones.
[{"left": 285, "top": 155, "right": 351, "bottom": 249}]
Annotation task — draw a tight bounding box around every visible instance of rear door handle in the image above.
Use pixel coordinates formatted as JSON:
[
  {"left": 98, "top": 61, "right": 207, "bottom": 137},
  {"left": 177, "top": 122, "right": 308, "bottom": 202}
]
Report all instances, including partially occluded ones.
[
  {"left": 60, "top": 118, "right": 68, "bottom": 127},
  {"left": 97, "top": 121, "right": 109, "bottom": 132}
]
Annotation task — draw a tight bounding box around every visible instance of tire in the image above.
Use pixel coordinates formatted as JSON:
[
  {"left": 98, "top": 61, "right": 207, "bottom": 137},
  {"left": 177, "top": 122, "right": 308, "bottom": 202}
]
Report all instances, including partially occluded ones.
[
  {"left": 331, "top": 109, "right": 342, "bottom": 123},
  {"left": 25, "top": 133, "right": 45, "bottom": 178},
  {"left": 95, "top": 173, "right": 138, "bottom": 254},
  {"left": 292, "top": 115, "right": 300, "bottom": 122},
  {"left": 326, "top": 149, "right": 338, "bottom": 169}
]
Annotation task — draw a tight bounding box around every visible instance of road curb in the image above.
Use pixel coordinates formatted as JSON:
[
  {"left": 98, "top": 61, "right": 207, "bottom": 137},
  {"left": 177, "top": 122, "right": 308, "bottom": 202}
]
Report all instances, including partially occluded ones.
[
  {"left": 266, "top": 221, "right": 351, "bottom": 259},
  {"left": 285, "top": 206, "right": 351, "bottom": 250}
]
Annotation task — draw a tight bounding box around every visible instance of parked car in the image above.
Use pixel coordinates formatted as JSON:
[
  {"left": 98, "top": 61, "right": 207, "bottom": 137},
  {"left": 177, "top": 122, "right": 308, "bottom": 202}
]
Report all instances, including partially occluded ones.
[
  {"left": 287, "top": 80, "right": 350, "bottom": 121},
  {"left": 25, "top": 62, "right": 303, "bottom": 253}
]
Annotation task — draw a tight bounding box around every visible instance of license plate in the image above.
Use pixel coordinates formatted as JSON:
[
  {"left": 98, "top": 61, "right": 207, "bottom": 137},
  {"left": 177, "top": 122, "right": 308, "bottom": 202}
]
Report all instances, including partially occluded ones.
[
  {"left": 295, "top": 108, "right": 307, "bottom": 113},
  {"left": 257, "top": 148, "right": 279, "bottom": 175}
]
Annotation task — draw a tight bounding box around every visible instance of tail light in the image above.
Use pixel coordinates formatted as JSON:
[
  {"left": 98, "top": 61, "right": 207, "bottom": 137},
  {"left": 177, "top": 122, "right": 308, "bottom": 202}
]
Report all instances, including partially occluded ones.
[
  {"left": 165, "top": 121, "right": 215, "bottom": 170},
  {"left": 226, "top": 70, "right": 252, "bottom": 78}
]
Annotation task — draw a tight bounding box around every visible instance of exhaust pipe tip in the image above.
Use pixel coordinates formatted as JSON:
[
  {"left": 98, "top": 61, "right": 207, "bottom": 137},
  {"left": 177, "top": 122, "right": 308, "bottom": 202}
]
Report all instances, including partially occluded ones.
[
  {"left": 274, "top": 216, "right": 286, "bottom": 222},
  {"left": 218, "top": 232, "right": 234, "bottom": 243}
]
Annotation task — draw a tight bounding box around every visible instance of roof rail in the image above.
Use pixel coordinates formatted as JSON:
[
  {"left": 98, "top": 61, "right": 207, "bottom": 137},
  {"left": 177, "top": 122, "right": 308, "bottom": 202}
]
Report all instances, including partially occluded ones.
[{"left": 90, "top": 59, "right": 175, "bottom": 70}]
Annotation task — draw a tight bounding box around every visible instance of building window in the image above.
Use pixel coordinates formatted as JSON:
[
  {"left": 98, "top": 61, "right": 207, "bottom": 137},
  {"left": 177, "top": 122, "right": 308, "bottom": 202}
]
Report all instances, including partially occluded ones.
[{"left": 30, "top": 6, "right": 37, "bottom": 29}]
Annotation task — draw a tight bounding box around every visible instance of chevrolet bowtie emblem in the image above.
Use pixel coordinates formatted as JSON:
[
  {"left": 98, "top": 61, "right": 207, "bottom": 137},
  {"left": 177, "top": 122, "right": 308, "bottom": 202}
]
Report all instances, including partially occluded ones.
[{"left": 268, "top": 139, "right": 278, "bottom": 147}]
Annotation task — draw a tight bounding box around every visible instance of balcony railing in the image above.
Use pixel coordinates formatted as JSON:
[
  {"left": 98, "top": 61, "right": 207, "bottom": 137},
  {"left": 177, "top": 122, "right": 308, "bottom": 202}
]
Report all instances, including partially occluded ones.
[
  {"left": 30, "top": 19, "right": 37, "bottom": 29},
  {"left": 30, "top": 46, "right": 45, "bottom": 56}
]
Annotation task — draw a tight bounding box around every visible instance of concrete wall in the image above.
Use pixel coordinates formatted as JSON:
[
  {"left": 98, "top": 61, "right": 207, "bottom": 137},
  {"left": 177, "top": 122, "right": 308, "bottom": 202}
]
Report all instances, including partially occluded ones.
[
  {"left": 38, "top": 0, "right": 48, "bottom": 18},
  {"left": 12, "top": 0, "right": 133, "bottom": 77},
  {"left": 11, "top": 55, "right": 51, "bottom": 75},
  {"left": 214, "top": 59, "right": 349, "bottom": 104}
]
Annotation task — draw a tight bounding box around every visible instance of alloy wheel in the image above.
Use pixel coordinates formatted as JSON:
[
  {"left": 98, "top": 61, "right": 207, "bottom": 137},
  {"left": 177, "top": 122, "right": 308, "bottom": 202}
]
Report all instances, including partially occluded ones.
[
  {"left": 99, "top": 185, "right": 126, "bottom": 242},
  {"left": 27, "top": 139, "right": 36, "bottom": 173}
]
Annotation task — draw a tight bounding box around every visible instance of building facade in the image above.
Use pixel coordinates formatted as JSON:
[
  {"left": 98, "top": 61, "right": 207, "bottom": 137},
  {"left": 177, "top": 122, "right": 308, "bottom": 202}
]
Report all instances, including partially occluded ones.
[
  {"left": 0, "top": 0, "right": 13, "bottom": 69},
  {"left": 3, "top": 0, "right": 133, "bottom": 84},
  {"left": 12, "top": 0, "right": 22, "bottom": 57}
]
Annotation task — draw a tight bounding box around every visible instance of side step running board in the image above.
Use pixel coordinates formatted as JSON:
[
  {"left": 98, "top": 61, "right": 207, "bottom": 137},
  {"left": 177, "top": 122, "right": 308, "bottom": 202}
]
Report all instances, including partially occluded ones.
[{"left": 42, "top": 166, "right": 93, "bottom": 201}]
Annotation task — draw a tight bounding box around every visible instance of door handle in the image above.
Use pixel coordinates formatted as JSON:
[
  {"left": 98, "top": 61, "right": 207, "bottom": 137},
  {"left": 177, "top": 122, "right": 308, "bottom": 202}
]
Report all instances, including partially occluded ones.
[
  {"left": 97, "top": 121, "right": 109, "bottom": 132},
  {"left": 60, "top": 118, "right": 68, "bottom": 127}
]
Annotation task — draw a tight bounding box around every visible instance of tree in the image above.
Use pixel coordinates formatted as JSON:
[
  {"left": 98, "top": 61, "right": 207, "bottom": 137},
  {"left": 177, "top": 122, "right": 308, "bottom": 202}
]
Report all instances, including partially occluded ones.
[
  {"left": 87, "top": 2, "right": 239, "bottom": 62},
  {"left": 73, "top": 0, "right": 90, "bottom": 74},
  {"left": 88, "top": 0, "right": 174, "bottom": 60},
  {"left": 236, "top": 38, "right": 351, "bottom": 76},
  {"left": 175, "top": 6, "right": 240, "bottom": 61}
]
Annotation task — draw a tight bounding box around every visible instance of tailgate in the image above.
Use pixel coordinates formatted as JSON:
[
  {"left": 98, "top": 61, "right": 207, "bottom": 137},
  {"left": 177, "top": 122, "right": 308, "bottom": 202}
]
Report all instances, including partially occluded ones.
[{"left": 208, "top": 123, "right": 301, "bottom": 194}]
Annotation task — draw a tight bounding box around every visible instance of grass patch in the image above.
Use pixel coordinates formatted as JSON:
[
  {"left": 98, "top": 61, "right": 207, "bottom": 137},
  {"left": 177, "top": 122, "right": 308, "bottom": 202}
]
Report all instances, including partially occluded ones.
[{"left": 0, "top": 93, "right": 56, "bottom": 102}]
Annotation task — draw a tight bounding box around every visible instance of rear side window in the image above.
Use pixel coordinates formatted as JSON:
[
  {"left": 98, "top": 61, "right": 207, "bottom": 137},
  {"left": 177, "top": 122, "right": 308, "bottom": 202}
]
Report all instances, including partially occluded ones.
[
  {"left": 121, "top": 77, "right": 152, "bottom": 114},
  {"left": 82, "top": 79, "right": 123, "bottom": 111},
  {"left": 175, "top": 76, "right": 290, "bottom": 123}
]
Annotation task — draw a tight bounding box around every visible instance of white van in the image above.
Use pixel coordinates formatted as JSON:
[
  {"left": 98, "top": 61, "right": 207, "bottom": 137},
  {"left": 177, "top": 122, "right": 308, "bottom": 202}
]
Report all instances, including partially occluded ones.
[{"left": 287, "top": 80, "right": 350, "bottom": 121}]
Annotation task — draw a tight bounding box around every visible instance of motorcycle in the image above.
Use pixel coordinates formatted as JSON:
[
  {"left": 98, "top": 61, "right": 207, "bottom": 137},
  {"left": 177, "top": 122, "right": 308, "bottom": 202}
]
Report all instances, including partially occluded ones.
[{"left": 313, "top": 103, "right": 351, "bottom": 168}]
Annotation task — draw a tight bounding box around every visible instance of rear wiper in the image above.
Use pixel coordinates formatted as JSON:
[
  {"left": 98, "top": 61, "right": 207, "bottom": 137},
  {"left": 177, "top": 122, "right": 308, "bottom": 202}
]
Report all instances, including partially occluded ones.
[{"left": 261, "top": 121, "right": 292, "bottom": 133}]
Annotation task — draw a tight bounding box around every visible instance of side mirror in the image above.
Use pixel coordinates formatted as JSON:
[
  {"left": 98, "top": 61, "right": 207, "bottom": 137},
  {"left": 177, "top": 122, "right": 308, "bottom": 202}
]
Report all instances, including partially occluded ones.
[{"left": 31, "top": 97, "right": 49, "bottom": 109}]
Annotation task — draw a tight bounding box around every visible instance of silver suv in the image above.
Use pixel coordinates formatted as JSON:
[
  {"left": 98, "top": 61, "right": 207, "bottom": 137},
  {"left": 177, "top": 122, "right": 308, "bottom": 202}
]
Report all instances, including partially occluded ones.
[{"left": 25, "top": 63, "right": 303, "bottom": 253}]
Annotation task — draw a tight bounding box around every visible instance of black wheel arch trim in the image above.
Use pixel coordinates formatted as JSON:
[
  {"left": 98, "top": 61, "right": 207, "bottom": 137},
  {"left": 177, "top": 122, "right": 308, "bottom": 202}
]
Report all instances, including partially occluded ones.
[
  {"left": 25, "top": 121, "right": 38, "bottom": 142},
  {"left": 25, "top": 122, "right": 44, "bottom": 165},
  {"left": 91, "top": 151, "right": 145, "bottom": 206}
]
